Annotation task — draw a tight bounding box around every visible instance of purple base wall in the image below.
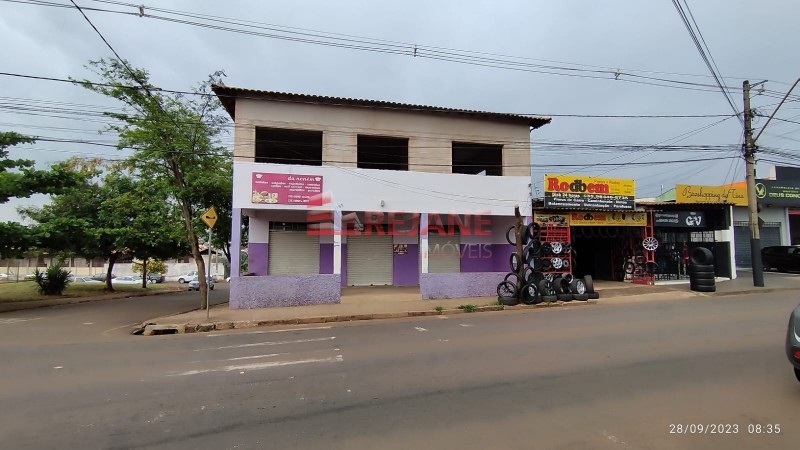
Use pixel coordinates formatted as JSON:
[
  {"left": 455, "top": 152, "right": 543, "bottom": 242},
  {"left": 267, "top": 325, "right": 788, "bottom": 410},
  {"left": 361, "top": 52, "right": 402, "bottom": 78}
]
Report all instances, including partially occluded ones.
[
  {"left": 248, "top": 243, "right": 268, "bottom": 276},
  {"left": 460, "top": 244, "right": 494, "bottom": 272},
  {"left": 393, "top": 243, "right": 419, "bottom": 286},
  {"left": 320, "top": 243, "right": 333, "bottom": 274},
  {"left": 230, "top": 274, "right": 341, "bottom": 309},
  {"left": 420, "top": 272, "right": 506, "bottom": 300},
  {"left": 492, "top": 244, "right": 515, "bottom": 272},
  {"left": 341, "top": 244, "right": 347, "bottom": 287}
]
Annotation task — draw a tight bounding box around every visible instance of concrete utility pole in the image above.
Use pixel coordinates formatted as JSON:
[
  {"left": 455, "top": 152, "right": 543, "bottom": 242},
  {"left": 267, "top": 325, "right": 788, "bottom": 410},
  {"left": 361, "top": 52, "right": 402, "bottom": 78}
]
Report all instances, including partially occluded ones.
[{"left": 743, "top": 80, "right": 764, "bottom": 287}]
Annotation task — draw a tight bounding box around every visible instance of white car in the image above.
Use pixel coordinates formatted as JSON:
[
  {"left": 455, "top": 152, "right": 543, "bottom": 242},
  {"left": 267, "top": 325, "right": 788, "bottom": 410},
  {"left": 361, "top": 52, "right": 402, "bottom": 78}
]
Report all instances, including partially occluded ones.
[
  {"left": 188, "top": 276, "right": 214, "bottom": 291},
  {"left": 113, "top": 276, "right": 142, "bottom": 285},
  {"left": 0, "top": 272, "right": 10, "bottom": 280},
  {"left": 177, "top": 271, "right": 198, "bottom": 284}
]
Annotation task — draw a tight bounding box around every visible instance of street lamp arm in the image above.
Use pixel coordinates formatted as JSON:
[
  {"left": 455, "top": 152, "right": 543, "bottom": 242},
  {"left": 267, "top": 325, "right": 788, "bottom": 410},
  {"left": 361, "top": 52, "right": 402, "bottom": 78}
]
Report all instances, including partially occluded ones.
[{"left": 754, "top": 77, "right": 800, "bottom": 143}]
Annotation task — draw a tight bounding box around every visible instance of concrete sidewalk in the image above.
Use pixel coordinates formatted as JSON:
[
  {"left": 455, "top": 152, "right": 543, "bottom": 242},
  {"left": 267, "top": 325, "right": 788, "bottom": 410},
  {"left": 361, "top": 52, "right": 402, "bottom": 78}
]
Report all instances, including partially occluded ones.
[{"left": 137, "top": 271, "right": 800, "bottom": 335}]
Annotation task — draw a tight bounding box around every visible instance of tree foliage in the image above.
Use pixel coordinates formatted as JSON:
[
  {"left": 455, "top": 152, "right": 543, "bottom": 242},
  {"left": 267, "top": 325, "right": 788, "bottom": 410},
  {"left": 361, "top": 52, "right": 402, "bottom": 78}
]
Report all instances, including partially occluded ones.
[
  {"left": 75, "top": 58, "right": 231, "bottom": 307},
  {"left": 0, "top": 132, "right": 85, "bottom": 259}
]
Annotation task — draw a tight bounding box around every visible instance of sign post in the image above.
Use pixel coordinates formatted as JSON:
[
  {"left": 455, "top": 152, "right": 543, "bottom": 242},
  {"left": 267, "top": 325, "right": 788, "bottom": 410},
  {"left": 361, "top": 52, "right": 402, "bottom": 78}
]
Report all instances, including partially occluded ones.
[{"left": 200, "top": 206, "right": 218, "bottom": 320}]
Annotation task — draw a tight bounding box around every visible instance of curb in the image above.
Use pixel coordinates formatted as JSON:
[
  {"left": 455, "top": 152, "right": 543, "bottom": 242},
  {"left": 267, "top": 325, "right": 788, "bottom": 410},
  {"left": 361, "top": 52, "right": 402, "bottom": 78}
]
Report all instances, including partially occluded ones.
[
  {"left": 0, "top": 288, "right": 183, "bottom": 314},
  {"left": 137, "top": 300, "right": 600, "bottom": 336},
  {"left": 707, "top": 286, "right": 800, "bottom": 297}
]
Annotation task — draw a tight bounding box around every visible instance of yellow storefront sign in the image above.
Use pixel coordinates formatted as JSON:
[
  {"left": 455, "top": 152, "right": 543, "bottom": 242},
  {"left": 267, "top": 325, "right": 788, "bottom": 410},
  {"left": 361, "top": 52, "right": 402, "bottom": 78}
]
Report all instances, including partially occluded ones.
[
  {"left": 567, "top": 211, "right": 647, "bottom": 227},
  {"left": 544, "top": 175, "right": 635, "bottom": 196},
  {"left": 534, "top": 211, "right": 646, "bottom": 227},
  {"left": 675, "top": 184, "right": 747, "bottom": 206}
]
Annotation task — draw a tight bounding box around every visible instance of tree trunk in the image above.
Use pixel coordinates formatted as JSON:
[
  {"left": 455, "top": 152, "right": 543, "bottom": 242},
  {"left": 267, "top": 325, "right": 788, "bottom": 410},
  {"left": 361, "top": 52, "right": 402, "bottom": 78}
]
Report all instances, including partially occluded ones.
[
  {"left": 178, "top": 199, "right": 207, "bottom": 309},
  {"left": 141, "top": 259, "right": 148, "bottom": 289},
  {"left": 105, "top": 254, "right": 118, "bottom": 292}
]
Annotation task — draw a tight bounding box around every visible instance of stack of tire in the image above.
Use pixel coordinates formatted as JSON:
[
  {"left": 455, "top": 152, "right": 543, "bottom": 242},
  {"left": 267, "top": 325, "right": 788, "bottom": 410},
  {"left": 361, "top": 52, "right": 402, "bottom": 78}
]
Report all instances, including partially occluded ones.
[
  {"left": 496, "top": 223, "right": 600, "bottom": 305},
  {"left": 688, "top": 247, "right": 715, "bottom": 293}
]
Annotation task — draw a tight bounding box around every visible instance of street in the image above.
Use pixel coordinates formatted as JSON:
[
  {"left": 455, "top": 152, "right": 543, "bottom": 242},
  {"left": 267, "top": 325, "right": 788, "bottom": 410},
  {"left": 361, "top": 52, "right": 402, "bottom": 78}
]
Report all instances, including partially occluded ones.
[{"left": 1, "top": 290, "right": 799, "bottom": 449}]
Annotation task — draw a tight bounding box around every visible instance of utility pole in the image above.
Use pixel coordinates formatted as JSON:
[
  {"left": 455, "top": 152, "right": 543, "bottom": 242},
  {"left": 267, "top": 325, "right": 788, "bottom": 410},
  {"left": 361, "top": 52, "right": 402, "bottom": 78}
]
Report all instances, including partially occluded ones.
[{"left": 743, "top": 80, "right": 764, "bottom": 287}]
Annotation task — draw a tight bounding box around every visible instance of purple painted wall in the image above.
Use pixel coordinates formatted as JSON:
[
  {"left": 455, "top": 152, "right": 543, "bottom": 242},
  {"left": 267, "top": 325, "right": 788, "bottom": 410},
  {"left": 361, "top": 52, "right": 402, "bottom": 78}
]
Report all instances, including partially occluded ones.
[
  {"left": 393, "top": 243, "right": 419, "bottom": 286},
  {"left": 492, "top": 244, "right": 516, "bottom": 272},
  {"left": 460, "top": 244, "right": 495, "bottom": 272},
  {"left": 341, "top": 244, "right": 347, "bottom": 287},
  {"left": 320, "top": 243, "right": 333, "bottom": 274},
  {"left": 420, "top": 272, "right": 506, "bottom": 299},
  {"left": 230, "top": 274, "right": 341, "bottom": 309},
  {"left": 248, "top": 243, "right": 268, "bottom": 276}
]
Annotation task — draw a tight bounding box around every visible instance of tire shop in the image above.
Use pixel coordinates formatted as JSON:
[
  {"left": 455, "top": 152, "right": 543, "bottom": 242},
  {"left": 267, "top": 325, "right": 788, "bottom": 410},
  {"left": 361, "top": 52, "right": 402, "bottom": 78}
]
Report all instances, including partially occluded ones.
[
  {"left": 639, "top": 202, "right": 734, "bottom": 280},
  {"left": 533, "top": 174, "right": 644, "bottom": 284}
]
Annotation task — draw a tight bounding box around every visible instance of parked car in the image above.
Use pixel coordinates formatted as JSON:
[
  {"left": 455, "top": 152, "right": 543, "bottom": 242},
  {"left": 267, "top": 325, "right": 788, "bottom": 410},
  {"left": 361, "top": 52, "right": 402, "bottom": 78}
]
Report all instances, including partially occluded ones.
[
  {"left": 0, "top": 272, "right": 10, "bottom": 280},
  {"left": 177, "top": 271, "right": 197, "bottom": 284},
  {"left": 762, "top": 246, "right": 800, "bottom": 273},
  {"left": 90, "top": 273, "right": 116, "bottom": 282},
  {"left": 24, "top": 273, "right": 36, "bottom": 280},
  {"left": 786, "top": 303, "right": 800, "bottom": 382},
  {"left": 147, "top": 273, "right": 165, "bottom": 283},
  {"left": 188, "top": 276, "right": 214, "bottom": 291},
  {"left": 113, "top": 276, "right": 141, "bottom": 285}
]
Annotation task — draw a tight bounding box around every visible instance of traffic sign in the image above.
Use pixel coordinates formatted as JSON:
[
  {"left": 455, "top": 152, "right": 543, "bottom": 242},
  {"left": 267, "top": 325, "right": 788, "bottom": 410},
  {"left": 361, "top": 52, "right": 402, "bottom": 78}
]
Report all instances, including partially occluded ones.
[{"left": 201, "top": 206, "right": 218, "bottom": 228}]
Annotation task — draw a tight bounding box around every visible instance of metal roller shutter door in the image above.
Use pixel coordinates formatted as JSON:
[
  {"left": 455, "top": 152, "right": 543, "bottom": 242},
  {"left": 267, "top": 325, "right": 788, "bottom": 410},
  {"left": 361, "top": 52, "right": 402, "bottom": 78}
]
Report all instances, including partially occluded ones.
[
  {"left": 734, "top": 224, "right": 781, "bottom": 267},
  {"left": 268, "top": 230, "right": 320, "bottom": 275},
  {"left": 346, "top": 234, "right": 393, "bottom": 286},
  {"left": 428, "top": 234, "right": 461, "bottom": 273}
]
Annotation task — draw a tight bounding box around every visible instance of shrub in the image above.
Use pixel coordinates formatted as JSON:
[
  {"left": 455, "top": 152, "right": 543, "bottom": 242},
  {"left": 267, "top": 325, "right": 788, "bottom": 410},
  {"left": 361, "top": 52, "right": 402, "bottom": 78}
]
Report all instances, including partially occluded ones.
[
  {"left": 33, "top": 264, "right": 72, "bottom": 295},
  {"left": 434, "top": 306, "right": 444, "bottom": 314},
  {"left": 458, "top": 304, "right": 476, "bottom": 313}
]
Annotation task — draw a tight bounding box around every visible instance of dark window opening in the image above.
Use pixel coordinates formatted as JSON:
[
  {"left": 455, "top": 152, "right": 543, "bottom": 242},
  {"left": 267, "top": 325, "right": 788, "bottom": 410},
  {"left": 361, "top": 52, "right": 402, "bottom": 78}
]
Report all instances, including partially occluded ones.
[
  {"left": 452, "top": 142, "right": 503, "bottom": 176},
  {"left": 357, "top": 135, "right": 408, "bottom": 171},
  {"left": 256, "top": 127, "right": 322, "bottom": 166}
]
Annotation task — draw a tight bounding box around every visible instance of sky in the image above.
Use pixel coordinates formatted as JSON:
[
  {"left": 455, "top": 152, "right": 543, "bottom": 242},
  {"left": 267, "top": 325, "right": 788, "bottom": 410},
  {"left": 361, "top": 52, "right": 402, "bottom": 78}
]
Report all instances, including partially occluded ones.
[{"left": 1, "top": 0, "right": 799, "bottom": 222}]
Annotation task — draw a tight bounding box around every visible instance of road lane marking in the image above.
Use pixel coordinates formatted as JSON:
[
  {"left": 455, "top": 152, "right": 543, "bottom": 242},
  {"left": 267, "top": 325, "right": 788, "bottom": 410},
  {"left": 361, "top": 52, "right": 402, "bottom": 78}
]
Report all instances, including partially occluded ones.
[
  {"left": 0, "top": 318, "right": 41, "bottom": 324},
  {"left": 459, "top": 323, "right": 474, "bottom": 327},
  {"left": 195, "top": 336, "right": 336, "bottom": 351},
  {"left": 226, "top": 353, "right": 287, "bottom": 361},
  {"left": 206, "top": 326, "right": 333, "bottom": 337},
  {"left": 170, "top": 355, "right": 344, "bottom": 376},
  {"left": 414, "top": 327, "right": 428, "bottom": 332}
]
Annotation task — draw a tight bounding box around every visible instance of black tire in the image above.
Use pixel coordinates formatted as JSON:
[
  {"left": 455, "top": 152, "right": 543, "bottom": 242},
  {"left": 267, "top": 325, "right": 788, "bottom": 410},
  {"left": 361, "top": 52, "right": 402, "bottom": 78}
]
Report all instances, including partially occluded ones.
[
  {"left": 497, "top": 281, "right": 518, "bottom": 299},
  {"left": 562, "top": 243, "right": 572, "bottom": 254},
  {"left": 588, "top": 292, "right": 600, "bottom": 300},
  {"left": 689, "top": 270, "right": 715, "bottom": 279},
  {"left": 690, "top": 284, "right": 716, "bottom": 293},
  {"left": 521, "top": 283, "right": 540, "bottom": 305},
  {"left": 569, "top": 279, "right": 587, "bottom": 294},
  {"left": 529, "top": 271, "right": 544, "bottom": 285},
  {"left": 541, "top": 242, "right": 552, "bottom": 254},
  {"left": 541, "top": 295, "right": 557, "bottom": 303},
  {"left": 624, "top": 262, "right": 635, "bottom": 274},
  {"left": 563, "top": 273, "right": 574, "bottom": 284},
  {"left": 690, "top": 247, "right": 713, "bottom": 265},
  {"left": 556, "top": 293, "right": 573, "bottom": 301},
  {"left": 552, "top": 276, "right": 563, "bottom": 294},
  {"left": 178, "top": 278, "right": 186, "bottom": 284},
  {"left": 542, "top": 258, "right": 553, "bottom": 271},
  {"left": 795, "top": 368, "right": 800, "bottom": 383},
  {"left": 530, "top": 257, "right": 543, "bottom": 271},
  {"left": 562, "top": 259, "right": 570, "bottom": 269},
  {"left": 690, "top": 278, "right": 716, "bottom": 288},
  {"left": 583, "top": 275, "right": 595, "bottom": 293},
  {"left": 504, "top": 272, "right": 522, "bottom": 286},
  {"left": 526, "top": 222, "right": 541, "bottom": 242},
  {"left": 210, "top": 284, "right": 215, "bottom": 291},
  {"left": 573, "top": 293, "right": 589, "bottom": 301},
  {"left": 499, "top": 296, "right": 520, "bottom": 306},
  {"left": 506, "top": 226, "right": 516, "bottom": 245},
  {"left": 510, "top": 253, "right": 522, "bottom": 272},
  {"left": 689, "top": 264, "right": 714, "bottom": 273},
  {"left": 645, "top": 261, "right": 659, "bottom": 276},
  {"left": 538, "top": 279, "right": 553, "bottom": 296}
]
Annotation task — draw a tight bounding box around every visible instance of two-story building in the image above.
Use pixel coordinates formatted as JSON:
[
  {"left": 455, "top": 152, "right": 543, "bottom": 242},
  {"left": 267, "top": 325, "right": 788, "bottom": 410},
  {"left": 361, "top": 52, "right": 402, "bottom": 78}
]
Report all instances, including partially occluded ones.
[{"left": 213, "top": 84, "right": 550, "bottom": 308}]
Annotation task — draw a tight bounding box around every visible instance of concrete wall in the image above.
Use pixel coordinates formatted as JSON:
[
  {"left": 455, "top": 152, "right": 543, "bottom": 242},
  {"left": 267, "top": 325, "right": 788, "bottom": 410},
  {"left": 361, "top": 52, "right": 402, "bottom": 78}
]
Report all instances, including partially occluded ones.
[
  {"left": 733, "top": 205, "right": 790, "bottom": 245},
  {"left": 232, "top": 98, "right": 531, "bottom": 176}
]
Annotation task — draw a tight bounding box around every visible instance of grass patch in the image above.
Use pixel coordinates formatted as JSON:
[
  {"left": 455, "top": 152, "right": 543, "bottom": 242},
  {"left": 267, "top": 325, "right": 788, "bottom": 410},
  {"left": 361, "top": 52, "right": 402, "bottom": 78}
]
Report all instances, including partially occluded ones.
[
  {"left": 458, "top": 304, "right": 476, "bottom": 313},
  {"left": 0, "top": 281, "right": 178, "bottom": 303},
  {"left": 434, "top": 306, "right": 444, "bottom": 314}
]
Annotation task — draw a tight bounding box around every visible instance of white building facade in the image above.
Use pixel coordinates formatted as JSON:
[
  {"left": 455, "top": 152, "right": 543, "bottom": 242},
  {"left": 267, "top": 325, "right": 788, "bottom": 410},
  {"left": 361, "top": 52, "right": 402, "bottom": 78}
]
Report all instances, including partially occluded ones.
[{"left": 214, "top": 85, "right": 549, "bottom": 308}]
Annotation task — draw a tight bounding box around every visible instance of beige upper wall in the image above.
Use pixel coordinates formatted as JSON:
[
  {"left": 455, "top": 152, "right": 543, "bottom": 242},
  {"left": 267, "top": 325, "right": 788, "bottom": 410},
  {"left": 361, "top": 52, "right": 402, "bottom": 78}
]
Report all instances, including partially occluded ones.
[{"left": 233, "top": 98, "right": 532, "bottom": 176}]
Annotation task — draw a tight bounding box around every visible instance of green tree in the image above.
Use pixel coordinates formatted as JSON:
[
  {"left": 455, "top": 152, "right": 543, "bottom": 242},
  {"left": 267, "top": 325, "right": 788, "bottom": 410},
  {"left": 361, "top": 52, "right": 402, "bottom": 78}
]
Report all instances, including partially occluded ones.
[
  {"left": 0, "top": 132, "right": 84, "bottom": 259},
  {"left": 76, "top": 58, "right": 230, "bottom": 307}
]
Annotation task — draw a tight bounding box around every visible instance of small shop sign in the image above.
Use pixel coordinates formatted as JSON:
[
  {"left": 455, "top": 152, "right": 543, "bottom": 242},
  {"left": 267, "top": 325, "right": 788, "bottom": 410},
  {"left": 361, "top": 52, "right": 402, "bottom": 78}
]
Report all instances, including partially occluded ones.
[
  {"left": 251, "top": 172, "right": 323, "bottom": 205},
  {"left": 543, "top": 175, "right": 635, "bottom": 210},
  {"left": 393, "top": 244, "right": 408, "bottom": 254},
  {"left": 675, "top": 184, "right": 747, "bottom": 206},
  {"left": 567, "top": 211, "right": 646, "bottom": 227},
  {"left": 653, "top": 211, "right": 705, "bottom": 228},
  {"left": 755, "top": 179, "right": 800, "bottom": 207}
]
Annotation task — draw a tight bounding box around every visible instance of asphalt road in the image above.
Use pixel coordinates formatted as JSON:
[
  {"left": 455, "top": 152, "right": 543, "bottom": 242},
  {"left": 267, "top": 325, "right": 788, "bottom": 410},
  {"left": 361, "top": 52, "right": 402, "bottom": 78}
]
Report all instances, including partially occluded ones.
[
  {"left": 1, "top": 289, "right": 799, "bottom": 449},
  {"left": 0, "top": 283, "right": 230, "bottom": 345}
]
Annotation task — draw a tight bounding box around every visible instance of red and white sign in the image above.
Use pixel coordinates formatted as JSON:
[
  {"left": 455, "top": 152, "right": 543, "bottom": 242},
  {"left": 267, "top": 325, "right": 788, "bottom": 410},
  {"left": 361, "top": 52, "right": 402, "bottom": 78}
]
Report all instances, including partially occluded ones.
[{"left": 251, "top": 172, "right": 323, "bottom": 205}]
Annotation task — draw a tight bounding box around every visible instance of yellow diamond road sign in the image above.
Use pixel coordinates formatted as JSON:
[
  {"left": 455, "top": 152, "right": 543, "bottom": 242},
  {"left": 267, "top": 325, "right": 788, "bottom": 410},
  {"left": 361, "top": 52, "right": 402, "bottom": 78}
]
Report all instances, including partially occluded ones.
[{"left": 201, "top": 206, "right": 218, "bottom": 228}]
